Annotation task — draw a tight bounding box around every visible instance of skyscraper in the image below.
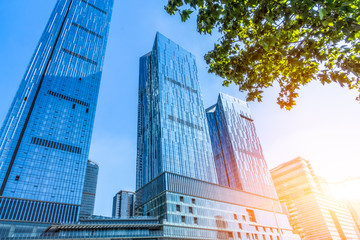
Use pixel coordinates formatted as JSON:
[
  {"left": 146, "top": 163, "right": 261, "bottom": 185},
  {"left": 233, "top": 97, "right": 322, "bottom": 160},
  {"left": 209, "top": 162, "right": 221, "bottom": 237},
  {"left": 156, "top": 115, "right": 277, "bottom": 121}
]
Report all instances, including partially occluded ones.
[
  {"left": 135, "top": 33, "right": 300, "bottom": 240},
  {"left": 79, "top": 160, "right": 99, "bottom": 219},
  {"left": 0, "top": 0, "right": 113, "bottom": 223},
  {"left": 112, "top": 191, "right": 135, "bottom": 218},
  {"left": 271, "top": 157, "right": 359, "bottom": 240},
  {"left": 206, "top": 93, "right": 278, "bottom": 198},
  {"left": 136, "top": 32, "right": 218, "bottom": 190}
]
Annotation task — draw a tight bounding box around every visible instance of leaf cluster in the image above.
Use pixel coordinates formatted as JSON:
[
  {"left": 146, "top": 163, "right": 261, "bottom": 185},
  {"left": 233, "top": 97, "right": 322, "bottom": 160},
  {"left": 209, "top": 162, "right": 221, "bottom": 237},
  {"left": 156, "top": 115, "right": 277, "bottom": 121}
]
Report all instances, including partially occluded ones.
[{"left": 166, "top": 0, "right": 360, "bottom": 109}]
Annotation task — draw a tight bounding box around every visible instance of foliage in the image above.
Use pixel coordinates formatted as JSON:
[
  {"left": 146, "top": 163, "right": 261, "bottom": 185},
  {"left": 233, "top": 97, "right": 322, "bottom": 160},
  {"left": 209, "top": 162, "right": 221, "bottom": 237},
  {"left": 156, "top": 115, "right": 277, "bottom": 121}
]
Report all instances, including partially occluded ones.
[{"left": 165, "top": 0, "right": 360, "bottom": 109}]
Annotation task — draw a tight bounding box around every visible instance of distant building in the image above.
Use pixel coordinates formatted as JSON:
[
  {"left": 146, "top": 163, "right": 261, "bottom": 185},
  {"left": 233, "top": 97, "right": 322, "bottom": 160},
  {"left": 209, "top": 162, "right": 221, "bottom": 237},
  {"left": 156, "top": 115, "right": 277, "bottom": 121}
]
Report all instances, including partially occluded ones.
[
  {"left": 112, "top": 191, "right": 135, "bottom": 218},
  {"left": 271, "top": 157, "right": 359, "bottom": 240},
  {"left": 206, "top": 93, "right": 278, "bottom": 199},
  {"left": 80, "top": 160, "right": 99, "bottom": 218}
]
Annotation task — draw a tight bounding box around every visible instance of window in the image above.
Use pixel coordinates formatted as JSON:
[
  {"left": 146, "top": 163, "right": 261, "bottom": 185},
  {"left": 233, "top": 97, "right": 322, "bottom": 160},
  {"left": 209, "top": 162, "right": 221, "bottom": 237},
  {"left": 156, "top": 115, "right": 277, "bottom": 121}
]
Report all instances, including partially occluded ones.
[
  {"left": 238, "top": 223, "right": 242, "bottom": 229},
  {"left": 270, "top": 228, "right": 273, "bottom": 233},
  {"left": 242, "top": 215, "right": 246, "bottom": 221},
  {"left": 15, "top": 176, "right": 20, "bottom": 181},
  {"left": 194, "top": 217, "right": 198, "bottom": 225},
  {"left": 79, "top": 77, "right": 82, "bottom": 81},
  {"left": 270, "top": 236, "right": 273, "bottom": 240},
  {"left": 176, "top": 205, "right": 181, "bottom": 212},
  {"left": 246, "top": 209, "right": 256, "bottom": 222},
  {"left": 72, "top": 104, "right": 76, "bottom": 109},
  {"left": 277, "top": 237, "right": 280, "bottom": 240},
  {"left": 263, "top": 227, "right": 266, "bottom": 232},
  {"left": 256, "top": 226, "right": 259, "bottom": 231},
  {"left": 86, "top": 108, "right": 89, "bottom": 113},
  {"left": 234, "top": 214, "right": 238, "bottom": 220},
  {"left": 189, "top": 207, "right": 193, "bottom": 214},
  {"left": 255, "top": 234, "right": 259, "bottom": 240},
  {"left": 24, "top": 97, "right": 28, "bottom": 101},
  {"left": 263, "top": 236, "right": 266, "bottom": 240},
  {"left": 192, "top": 198, "right": 196, "bottom": 204},
  {"left": 181, "top": 216, "right": 186, "bottom": 223},
  {"left": 238, "top": 232, "right": 242, "bottom": 239},
  {"left": 246, "top": 233, "right": 250, "bottom": 240},
  {"left": 180, "top": 196, "right": 184, "bottom": 202}
]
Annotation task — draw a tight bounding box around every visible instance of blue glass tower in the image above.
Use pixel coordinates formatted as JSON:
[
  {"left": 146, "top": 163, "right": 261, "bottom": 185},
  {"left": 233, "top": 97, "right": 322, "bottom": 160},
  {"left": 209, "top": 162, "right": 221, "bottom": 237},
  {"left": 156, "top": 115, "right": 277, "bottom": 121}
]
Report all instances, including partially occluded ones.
[
  {"left": 206, "top": 93, "right": 278, "bottom": 198},
  {"left": 79, "top": 160, "right": 99, "bottom": 219},
  {"left": 136, "top": 32, "right": 218, "bottom": 190},
  {"left": 0, "top": 0, "right": 113, "bottom": 223},
  {"left": 112, "top": 191, "right": 135, "bottom": 218}
]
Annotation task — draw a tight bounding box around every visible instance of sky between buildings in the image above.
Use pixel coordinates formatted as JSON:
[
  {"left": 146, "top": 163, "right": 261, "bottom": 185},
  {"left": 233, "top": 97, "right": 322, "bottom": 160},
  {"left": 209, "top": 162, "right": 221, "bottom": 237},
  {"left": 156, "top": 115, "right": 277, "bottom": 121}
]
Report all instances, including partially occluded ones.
[{"left": 0, "top": 0, "right": 359, "bottom": 216}]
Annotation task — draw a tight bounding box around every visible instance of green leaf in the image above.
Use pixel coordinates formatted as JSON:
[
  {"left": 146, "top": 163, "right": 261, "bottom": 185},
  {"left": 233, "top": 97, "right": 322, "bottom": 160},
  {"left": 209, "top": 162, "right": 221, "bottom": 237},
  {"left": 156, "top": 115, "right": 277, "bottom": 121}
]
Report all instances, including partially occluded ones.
[{"left": 319, "top": 9, "right": 328, "bottom": 20}]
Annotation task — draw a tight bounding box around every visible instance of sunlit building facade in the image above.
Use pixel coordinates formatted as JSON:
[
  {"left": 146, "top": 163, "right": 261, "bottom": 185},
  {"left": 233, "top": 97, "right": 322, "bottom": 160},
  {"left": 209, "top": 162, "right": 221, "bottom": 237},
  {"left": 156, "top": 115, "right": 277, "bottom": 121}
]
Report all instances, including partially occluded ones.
[
  {"left": 345, "top": 199, "right": 360, "bottom": 238},
  {"left": 206, "top": 93, "right": 278, "bottom": 199},
  {"left": 0, "top": 0, "right": 113, "bottom": 223},
  {"left": 79, "top": 160, "right": 99, "bottom": 218},
  {"left": 112, "top": 190, "right": 135, "bottom": 218},
  {"left": 271, "top": 157, "right": 359, "bottom": 240}
]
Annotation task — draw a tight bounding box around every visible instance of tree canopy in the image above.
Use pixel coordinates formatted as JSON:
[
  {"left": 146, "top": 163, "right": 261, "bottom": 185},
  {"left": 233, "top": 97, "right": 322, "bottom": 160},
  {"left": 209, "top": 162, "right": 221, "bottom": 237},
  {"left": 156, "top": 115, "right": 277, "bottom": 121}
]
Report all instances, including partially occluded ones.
[{"left": 165, "top": 0, "right": 360, "bottom": 109}]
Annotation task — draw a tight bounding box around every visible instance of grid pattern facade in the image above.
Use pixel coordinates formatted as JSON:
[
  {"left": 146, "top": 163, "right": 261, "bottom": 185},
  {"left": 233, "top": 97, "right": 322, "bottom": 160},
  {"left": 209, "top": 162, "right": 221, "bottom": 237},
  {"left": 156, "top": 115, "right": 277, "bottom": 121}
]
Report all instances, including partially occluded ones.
[
  {"left": 135, "top": 172, "right": 300, "bottom": 240},
  {"left": 206, "top": 93, "right": 277, "bottom": 199},
  {"left": 79, "top": 160, "right": 99, "bottom": 218},
  {"left": 136, "top": 32, "right": 218, "bottom": 190},
  {"left": 112, "top": 191, "right": 135, "bottom": 218},
  {"left": 0, "top": 0, "right": 113, "bottom": 223},
  {"left": 271, "top": 157, "right": 359, "bottom": 240}
]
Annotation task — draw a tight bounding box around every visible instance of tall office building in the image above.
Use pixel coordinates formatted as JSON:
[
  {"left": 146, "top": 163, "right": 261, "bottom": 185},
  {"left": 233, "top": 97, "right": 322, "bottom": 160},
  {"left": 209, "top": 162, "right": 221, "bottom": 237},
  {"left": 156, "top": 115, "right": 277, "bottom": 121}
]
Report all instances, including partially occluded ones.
[
  {"left": 79, "top": 160, "right": 99, "bottom": 218},
  {"left": 206, "top": 93, "right": 278, "bottom": 198},
  {"left": 271, "top": 157, "right": 359, "bottom": 240},
  {"left": 135, "top": 33, "right": 300, "bottom": 240},
  {"left": 0, "top": 0, "right": 113, "bottom": 223},
  {"left": 112, "top": 191, "right": 135, "bottom": 218},
  {"left": 136, "top": 32, "right": 218, "bottom": 190}
]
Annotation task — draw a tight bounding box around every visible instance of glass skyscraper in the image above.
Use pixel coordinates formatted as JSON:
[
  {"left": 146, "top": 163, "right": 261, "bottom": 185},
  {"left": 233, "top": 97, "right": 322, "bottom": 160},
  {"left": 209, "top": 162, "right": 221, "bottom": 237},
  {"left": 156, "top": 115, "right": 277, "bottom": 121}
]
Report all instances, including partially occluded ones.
[
  {"left": 112, "top": 191, "right": 135, "bottom": 218},
  {"left": 136, "top": 32, "right": 218, "bottom": 190},
  {"left": 0, "top": 0, "right": 113, "bottom": 223},
  {"left": 79, "top": 160, "right": 99, "bottom": 219},
  {"left": 206, "top": 93, "right": 278, "bottom": 199},
  {"left": 271, "top": 157, "right": 359, "bottom": 240}
]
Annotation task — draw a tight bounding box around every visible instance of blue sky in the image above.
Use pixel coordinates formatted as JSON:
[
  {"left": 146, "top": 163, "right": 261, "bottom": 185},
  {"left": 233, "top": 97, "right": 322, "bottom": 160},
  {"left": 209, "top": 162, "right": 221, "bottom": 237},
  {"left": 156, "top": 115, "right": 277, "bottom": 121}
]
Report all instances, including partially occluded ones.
[{"left": 1, "top": 0, "right": 360, "bottom": 216}]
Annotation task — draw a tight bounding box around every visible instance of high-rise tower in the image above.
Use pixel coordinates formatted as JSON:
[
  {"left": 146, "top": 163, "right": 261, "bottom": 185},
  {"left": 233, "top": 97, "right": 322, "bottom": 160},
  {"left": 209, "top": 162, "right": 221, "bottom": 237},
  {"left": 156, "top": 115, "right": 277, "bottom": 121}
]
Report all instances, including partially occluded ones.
[
  {"left": 79, "top": 160, "right": 99, "bottom": 219},
  {"left": 0, "top": 0, "right": 113, "bottom": 223},
  {"left": 112, "top": 190, "right": 135, "bottom": 218},
  {"left": 136, "top": 32, "right": 218, "bottom": 190},
  {"left": 206, "top": 93, "right": 278, "bottom": 199},
  {"left": 271, "top": 157, "right": 359, "bottom": 240}
]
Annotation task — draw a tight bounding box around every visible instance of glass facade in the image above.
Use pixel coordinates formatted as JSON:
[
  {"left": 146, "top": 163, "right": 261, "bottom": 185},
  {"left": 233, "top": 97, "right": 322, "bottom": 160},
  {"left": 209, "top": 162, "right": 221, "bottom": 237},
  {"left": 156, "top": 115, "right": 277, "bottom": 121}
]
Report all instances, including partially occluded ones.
[
  {"left": 79, "top": 160, "right": 99, "bottom": 218},
  {"left": 135, "top": 172, "right": 299, "bottom": 240},
  {"left": 112, "top": 190, "right": 135, "bottom": 218},
  {"left": 206, "top": 93, "right": 278, "bottom": 199},
  {"left": 0, "top": 0, "right": 114, "bottom": 223},
  {"left": 136, "top": 32, "right": 218, "bottom": 190},
  {"left": 271, "top": 157, "right": 359, "bottom": 240}
]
